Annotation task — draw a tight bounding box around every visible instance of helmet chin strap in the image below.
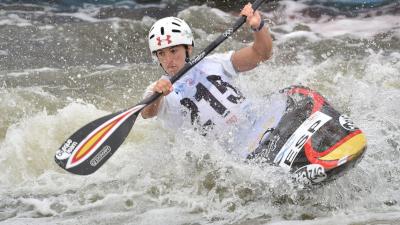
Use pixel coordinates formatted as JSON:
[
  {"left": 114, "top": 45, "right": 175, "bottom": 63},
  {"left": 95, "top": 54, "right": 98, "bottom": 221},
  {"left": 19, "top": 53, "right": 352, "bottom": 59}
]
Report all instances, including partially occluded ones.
[
  {"left": 184, "top": 45, "right": 190, "bottom": 63},
  {"left": 155, "top": 53, "right": 169, "bottom": 75},
  {"left": 159, "top": 63, "right": 168, "bottom": 75}
]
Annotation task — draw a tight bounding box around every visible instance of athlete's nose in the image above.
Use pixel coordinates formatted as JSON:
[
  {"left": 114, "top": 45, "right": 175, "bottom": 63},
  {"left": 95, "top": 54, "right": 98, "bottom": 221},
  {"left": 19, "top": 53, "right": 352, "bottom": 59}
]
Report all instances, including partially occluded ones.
[{"left": 164, "top": 53, "right": 173, "bottom": 64}]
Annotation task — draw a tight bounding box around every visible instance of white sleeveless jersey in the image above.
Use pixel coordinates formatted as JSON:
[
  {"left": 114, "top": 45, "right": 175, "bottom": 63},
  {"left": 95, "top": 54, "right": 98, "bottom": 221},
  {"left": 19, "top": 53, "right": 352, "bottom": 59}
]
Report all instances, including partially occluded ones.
[{"left": 144, "top": 51, "right": 253, "bottom": 132}]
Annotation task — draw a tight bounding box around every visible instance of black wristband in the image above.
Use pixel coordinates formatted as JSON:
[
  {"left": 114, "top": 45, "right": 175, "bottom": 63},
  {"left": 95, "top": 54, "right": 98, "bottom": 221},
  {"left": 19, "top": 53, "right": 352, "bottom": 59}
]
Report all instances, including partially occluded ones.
[{"left": 251, "top": 19, "right": 265, "bottom": 32}]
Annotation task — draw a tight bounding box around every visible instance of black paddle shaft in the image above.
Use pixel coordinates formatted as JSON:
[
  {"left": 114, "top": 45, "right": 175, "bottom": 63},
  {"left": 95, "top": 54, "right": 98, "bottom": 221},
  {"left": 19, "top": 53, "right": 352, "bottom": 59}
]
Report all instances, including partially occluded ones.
[{"left": 139, "top": 0, "right": 270, "bottom": 107}]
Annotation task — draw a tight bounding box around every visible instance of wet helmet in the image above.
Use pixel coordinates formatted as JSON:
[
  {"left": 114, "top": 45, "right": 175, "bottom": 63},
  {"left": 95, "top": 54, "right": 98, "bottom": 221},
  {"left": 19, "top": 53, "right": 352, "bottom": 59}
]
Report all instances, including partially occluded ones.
[{"left": 148, "top": 17, "right": 194, "bottom": 53}]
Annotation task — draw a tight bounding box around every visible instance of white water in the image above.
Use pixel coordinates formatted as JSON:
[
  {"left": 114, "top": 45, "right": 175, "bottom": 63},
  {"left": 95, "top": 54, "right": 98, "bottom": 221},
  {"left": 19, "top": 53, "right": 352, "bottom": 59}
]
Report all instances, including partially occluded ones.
[{"left": 0, "top": 1, "right": 400, "bottom": 224}]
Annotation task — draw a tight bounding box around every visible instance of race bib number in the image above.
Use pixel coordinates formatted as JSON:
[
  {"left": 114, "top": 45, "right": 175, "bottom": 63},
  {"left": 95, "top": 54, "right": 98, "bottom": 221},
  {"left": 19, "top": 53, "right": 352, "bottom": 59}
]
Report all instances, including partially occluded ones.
[{"left": 180, "top": 75, "right": 245, "bottom": 128}]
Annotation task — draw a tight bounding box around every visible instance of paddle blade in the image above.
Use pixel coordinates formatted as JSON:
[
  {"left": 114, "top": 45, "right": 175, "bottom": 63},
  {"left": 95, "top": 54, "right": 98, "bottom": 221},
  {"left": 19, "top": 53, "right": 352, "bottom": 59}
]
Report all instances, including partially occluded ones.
[{"left": 54, "top": 104, "right": 145, "bottom": 175}]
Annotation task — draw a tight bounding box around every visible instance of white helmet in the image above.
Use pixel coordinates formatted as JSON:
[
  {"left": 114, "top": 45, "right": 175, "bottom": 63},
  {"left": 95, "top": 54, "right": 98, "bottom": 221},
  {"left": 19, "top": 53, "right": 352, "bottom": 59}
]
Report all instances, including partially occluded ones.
[{"left": 148, "top": 17, "right": 194, "bottom": 53}]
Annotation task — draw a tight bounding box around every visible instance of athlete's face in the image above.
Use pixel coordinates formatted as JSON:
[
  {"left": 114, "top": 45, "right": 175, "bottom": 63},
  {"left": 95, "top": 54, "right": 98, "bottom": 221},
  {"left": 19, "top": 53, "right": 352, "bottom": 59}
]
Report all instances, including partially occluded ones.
[{"left": 156, "top": 45, "right": 192, "bottom": 76}]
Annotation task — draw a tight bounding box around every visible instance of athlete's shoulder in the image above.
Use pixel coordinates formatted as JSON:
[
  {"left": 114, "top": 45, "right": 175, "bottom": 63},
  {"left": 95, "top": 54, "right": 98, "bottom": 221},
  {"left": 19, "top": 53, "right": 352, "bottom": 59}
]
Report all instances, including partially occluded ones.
[
  {"left": 204, "top": 51, "right": 234, "bottom": 64},
  {"left": 200, "top": 51, "right": 237, "bottom": 77}
]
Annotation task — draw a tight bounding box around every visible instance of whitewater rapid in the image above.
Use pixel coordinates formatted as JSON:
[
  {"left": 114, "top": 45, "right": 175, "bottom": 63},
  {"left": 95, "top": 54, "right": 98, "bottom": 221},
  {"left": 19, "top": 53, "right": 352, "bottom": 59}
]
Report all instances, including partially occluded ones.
[{"left": 0, "top": 0, "right": 399, "bottom": 224}]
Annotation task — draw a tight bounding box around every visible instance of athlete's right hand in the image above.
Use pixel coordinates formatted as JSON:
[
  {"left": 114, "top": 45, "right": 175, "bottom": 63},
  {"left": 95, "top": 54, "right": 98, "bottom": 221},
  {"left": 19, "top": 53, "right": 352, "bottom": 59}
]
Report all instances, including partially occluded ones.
[{"left": 153, "top": 79, "right": 173, "bottom": 96}]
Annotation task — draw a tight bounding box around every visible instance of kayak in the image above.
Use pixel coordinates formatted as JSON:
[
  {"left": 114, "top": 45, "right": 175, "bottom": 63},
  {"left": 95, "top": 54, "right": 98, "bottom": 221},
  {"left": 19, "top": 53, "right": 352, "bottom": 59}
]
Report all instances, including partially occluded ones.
[{"left": 246, "top": 85, "right": 367, "bottom": 184}]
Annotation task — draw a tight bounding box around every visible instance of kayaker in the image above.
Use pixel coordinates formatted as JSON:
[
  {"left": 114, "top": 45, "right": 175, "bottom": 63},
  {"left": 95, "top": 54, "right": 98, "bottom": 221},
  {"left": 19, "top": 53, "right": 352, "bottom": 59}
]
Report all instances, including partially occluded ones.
[{"left": 141, "top": 3, "right": 273, "bottom": 134}]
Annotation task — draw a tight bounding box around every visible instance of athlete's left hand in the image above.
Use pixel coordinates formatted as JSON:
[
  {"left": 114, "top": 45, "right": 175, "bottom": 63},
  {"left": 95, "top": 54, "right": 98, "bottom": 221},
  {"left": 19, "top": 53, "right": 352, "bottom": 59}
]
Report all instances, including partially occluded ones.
[{"left": 240, "top": 3, "right": 262, "bottom": 31}]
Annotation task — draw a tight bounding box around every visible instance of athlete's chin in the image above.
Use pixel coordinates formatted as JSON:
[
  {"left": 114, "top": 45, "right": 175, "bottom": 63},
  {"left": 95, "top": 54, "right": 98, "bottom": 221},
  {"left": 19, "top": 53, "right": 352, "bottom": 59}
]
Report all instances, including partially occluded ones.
[{"left": 168, "top": 69, "right": 178, "bottom": 75}]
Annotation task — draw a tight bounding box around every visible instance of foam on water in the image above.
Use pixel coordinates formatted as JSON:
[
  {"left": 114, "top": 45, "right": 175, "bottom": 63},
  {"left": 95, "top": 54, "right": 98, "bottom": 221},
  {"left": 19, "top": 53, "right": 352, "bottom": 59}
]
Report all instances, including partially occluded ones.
[
  {"left": 0, "top": 0, "right": 399, "bottom": 224},
  {"left": 0, "top": 13, "right": 32, "bottom": 26},
  {"left": 307, "top": 15, "right": 400, "bottom": 38},
  {"left": 1, "top": 67, "right": 60, "bottom": 77},
  {"left": 271, "top": 0, "right": 400, "bottom": 39},
  {"left": 0, "top": 102, "right": 102, "bottom": 183}
]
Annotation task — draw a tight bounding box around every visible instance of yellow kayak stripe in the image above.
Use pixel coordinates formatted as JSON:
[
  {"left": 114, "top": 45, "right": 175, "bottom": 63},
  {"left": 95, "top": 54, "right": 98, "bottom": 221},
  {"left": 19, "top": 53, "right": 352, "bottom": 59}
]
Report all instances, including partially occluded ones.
[{"left": 319, "top": 133, "right": 367, "bottom": 161}]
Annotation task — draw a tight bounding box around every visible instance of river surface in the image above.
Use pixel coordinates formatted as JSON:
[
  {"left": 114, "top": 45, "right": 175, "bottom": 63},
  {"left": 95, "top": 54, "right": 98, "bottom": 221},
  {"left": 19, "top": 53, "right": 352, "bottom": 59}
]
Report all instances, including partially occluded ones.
[{"left": 0, "top": 0, "right": 400, "bottom": 224}]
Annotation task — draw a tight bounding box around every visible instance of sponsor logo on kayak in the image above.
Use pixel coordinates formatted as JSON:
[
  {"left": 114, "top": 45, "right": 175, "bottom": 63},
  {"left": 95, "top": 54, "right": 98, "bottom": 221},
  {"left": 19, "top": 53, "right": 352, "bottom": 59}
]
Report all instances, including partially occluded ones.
[
  {"left": 90, "top": 145, "right": 112, "bottom": 167},
  {"left": 294, "top": 164, "right": 327, "bottom": 184},
  {"left": 55, "top": 139, "right": 78, "bottom": 160},
  {"left": 274, "top": 111, "right": 332, "bottom": 170},
  {"left": 339, "top": 115, "right": 358, "bottom": 131}
]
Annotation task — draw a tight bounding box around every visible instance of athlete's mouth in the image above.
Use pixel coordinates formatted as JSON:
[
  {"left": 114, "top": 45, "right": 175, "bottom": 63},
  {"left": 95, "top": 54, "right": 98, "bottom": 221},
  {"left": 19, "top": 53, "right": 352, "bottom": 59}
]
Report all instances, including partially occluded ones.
[{"left": 167, "top": 66, "right": 178, "bottom": 73}]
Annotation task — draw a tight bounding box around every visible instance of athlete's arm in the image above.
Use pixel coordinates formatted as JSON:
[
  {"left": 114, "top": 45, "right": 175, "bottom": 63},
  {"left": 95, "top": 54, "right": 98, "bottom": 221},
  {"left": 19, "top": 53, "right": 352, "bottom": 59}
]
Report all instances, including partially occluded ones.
[
  {"left": 141, "top": 97, "right": 163, "bottom": 119},
  {"left": 231, "top": 3, "right": 273, "bottom": 72},
  {"left": 141, "top": 79, "right": 173, "bottom": 119}
]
